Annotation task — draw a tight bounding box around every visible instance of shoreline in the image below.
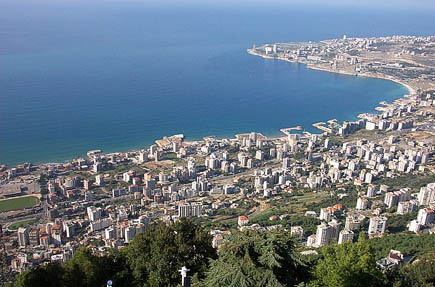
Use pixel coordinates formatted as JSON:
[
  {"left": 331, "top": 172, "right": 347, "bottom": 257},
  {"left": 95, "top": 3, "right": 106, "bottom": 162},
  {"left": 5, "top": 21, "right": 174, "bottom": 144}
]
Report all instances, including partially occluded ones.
[
  {"left": 248, "top": 48, "right": 416, "bottom": 96},
  {"left": 306, "top": 64, "right": 416, "bottom": 96},
  {"left": 1, "top": 48, "right": 415, "bottom": 168}
]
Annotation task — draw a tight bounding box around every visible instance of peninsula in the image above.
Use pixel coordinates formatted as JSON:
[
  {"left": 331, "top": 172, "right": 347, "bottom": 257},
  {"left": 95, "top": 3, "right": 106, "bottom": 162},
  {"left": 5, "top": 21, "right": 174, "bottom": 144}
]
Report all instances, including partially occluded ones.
[{"left": 248, "top": 35, "right": 435, "bottom": 94}]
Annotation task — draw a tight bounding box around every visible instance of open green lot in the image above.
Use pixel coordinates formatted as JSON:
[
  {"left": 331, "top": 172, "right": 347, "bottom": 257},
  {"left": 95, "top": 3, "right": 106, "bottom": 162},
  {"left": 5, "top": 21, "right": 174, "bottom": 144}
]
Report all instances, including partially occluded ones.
[
  {"left": 0, "top": 196, "right": 40, "bottom": 212},
  {"left": 8, "top": 218, "right": 38, "bottom": 230}
]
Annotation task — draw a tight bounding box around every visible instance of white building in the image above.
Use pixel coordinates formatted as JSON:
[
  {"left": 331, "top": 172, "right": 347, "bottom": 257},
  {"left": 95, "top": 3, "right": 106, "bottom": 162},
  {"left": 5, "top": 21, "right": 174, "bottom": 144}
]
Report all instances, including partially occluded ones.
[
  {"left": 315, "top": 223, "right": 334, "bottom": 247},
  {"left": 367, "top": 184, "right": 376, "bottom": 197},
  {"left": 319, "top": 208, "right": 331, "bottom": 222},
  {"left": 408, "top": 220, "right": 421, "bottom": 233},
  {"left": 397, "top": 201, "right": 417, "bottom": 215},
  {"left": 384, "top": 192, "right": 399, "bottom": 209},
  {"left": 105, "top": 226, "right": 117, "bottom": 240},
  {"left": 178, "top": 203, "right": 202, "bottom": 218},
  {"left": 418, "top": 183, "right": 435, "bottom": 206},
  {"left": 255, "top": 150, "right": 264, "bottom": 161},
  {"left": 87, "top": 206, "right": 102, "bottom": 222},
  {"left": 315, "top": 220, "right": 340, "bottom": 247},
  {"left": 345, "top": 215, "right": 361, "bottom": 231},
  {"left": 290, "top": 226, "right": 304, "bottom": 239},
  {"left": 17, "top": 227, "right": 30, "bottom": 247},
  {"left": 125, "top": 226, "right": 136, "bottom": 243},
  {"left": 338, "top": 229, "right": 354, "bottom": 244},
  {"left": 368, "top": 216, "right": 387, "bottom": 236},
  {"left": 356, "top": 197, "right": 370, "bottom": 210},
  {"left": 95, "top": 174, "right": 104, "bottom": 186},
  {"left": 90, "top": 218, "right": 112, "bottom": 232},
  {"left": 417, "top": 208, "right": 435, "bottom": 226}
]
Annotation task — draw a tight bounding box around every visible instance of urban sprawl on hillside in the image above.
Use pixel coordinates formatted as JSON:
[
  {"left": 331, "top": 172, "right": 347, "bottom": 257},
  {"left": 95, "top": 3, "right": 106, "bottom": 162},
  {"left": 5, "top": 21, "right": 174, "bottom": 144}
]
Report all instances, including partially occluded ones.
[{"left": 1, "top": 35, "right": 435, "bottom": 285}]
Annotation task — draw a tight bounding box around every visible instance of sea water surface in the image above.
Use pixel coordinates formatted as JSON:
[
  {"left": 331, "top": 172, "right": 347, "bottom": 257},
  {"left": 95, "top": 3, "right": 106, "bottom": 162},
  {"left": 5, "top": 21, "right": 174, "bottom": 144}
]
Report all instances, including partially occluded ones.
[{"left": 1, "top": 0, "right": 434, "bottom": 165}]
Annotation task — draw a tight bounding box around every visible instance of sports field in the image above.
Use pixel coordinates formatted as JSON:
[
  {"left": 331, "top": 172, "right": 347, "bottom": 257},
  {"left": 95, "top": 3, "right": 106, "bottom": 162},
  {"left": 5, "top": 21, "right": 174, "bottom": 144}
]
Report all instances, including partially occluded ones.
[
  {"left": 0, "top": 196, "right": 40, "bottom": 212},
  {"left": 8, "top": 218, "right": 38, "bottom": 230}
]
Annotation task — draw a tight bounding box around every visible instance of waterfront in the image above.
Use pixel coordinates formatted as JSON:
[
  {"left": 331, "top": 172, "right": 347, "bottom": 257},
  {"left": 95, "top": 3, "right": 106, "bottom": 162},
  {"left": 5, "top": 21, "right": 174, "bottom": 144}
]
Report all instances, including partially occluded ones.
[{"left": 0, "top": 0, "right": 432, "bottom": 166}]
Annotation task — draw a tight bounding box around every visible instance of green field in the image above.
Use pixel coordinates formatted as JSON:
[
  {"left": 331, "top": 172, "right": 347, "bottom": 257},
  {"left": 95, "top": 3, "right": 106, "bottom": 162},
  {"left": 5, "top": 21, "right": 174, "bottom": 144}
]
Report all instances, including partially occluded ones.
[
  {"left": 8, "top": 218, "right": 38, "bottom": 230},
  {"left": 0, "top": 196, "right": 40, "bottom": 212}
]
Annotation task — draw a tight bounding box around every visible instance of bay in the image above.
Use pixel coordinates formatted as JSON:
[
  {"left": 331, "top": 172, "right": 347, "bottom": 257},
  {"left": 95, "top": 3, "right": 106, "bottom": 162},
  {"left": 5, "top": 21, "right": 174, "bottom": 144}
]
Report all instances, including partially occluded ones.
[{"left": 0, "top": 0, "right": 433, "bottom": 165}]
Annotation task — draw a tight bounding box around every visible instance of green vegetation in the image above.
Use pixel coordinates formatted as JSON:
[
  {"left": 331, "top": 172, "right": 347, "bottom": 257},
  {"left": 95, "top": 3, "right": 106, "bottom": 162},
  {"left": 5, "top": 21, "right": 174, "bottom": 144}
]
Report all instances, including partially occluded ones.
[
  {"left": 374, "top": 173, "right": 435, "bottom": 192},
  {"left": 14, "top": 221, "right": 435, "bottom": 287},
  {"left": 15, "top": 219, "right": 215, "bottom": 287},
  {"left": 8, "top": 219, "right": 38, "bottom": 231},
  {"left": 386, "top": 212, "right": 417, "bottom": 233},
  {"left": 162, "top": 152, "right": 178, "bottom": 160},
  {"left": 304, "top": 191, "right": 358, "bottom": 213},
  {"left": 314, "top": 233, "right": 384, "bottom": 287},
  {"left": 15, "top": 248, "right": 130, "bottom": 287},
  {"left": 125, "top": 218, "right": 217, "bottom": 286},
  {"left": 326, "top": 136, "right": 343, "bottom": 147},
  {"left": 0, "top": 196, "right": 40, "bottom": 212},
  {"left": 249, "top": 209, "right": 320, "bottom": 237},
  {"left": 203, "top": 231, "right": 309, "bottom": 287},
  {"left": 369, "top": 233, "right": 435, "bottom": 260},
  {"left": 15, "top": 261, "right": 64, "bottom": 287},
  {"left": 399, "top": 252, "right": 435, "bottom": 287},
  {"left": 249, "top": 208, "right": 284, "bottom": 223}
]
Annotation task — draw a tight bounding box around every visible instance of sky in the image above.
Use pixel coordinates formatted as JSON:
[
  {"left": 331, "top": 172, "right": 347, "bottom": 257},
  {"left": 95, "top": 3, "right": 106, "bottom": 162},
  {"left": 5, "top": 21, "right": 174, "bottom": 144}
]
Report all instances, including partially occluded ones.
[
  {"left": 4, "top": 0, "right": 435, "bottom": 12},
  {"left": 132, "top": 0, "right": 435, "bottom": 10}
]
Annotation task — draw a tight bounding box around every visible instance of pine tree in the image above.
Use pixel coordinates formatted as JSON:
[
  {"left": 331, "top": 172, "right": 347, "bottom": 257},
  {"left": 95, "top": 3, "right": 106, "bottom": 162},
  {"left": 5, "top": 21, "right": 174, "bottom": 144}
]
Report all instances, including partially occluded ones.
[{"left": 203, "top": 230, "right": 308, "bottom": 287}]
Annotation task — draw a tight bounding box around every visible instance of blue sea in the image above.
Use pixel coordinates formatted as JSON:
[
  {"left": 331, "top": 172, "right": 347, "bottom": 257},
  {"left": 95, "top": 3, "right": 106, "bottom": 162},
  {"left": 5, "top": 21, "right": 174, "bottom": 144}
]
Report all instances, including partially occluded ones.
[{"left": 1, "top": 0, "right": 434, "bottom": 166}]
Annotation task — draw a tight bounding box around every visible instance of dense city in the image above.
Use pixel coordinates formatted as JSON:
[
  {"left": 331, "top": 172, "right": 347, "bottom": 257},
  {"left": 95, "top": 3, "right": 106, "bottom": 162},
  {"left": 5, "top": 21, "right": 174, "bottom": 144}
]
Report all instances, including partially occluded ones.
[{"left": 1, "top": 35, "right": 435, "bottom": 286}]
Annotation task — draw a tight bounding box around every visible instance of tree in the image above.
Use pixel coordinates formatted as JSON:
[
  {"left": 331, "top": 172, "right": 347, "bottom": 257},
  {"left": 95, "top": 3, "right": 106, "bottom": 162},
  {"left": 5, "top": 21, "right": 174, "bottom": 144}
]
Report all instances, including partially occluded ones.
[
  {"left": 313, "top": 233, "right": 385, "bottom": 287},
  {"left": 14, "top": 248, "right": 133, "bottom": 287},
  {"left": 203, "top": 230, "right": 308, "bottom": 287},
  {"left": 62, "top": 247, "right": 108, "bottom": 287},
  {"left": 125, "top": 218, "right": 217, "bottom": 287},
  {"left": 400, "top": 252, "right": 435, "bottom": 287},
  {"left": 15, "top": 262, "right": 64, "bottom": 287}
]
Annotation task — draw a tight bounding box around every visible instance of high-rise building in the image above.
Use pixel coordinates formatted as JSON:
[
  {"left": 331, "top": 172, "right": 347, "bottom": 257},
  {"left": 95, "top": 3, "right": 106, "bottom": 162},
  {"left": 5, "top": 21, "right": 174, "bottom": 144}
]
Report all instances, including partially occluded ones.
[
  {"left": 368, "top": 217, "right": 387, "bottom": 236},
  {"left": 329, "top": 220, "right": 341, "bottom": 240},
  {"left": 52, "top": 230, "right": 62, "bottom": 246},
  {"left": 345, "top": 215, "right": 361, "bottom": 231},
  {"left": 29, "top": 228, "right": 40, "bottom": 246},
  {"left": 338, "top": 229, "right": 354, "bottom": 244},
  {"left": 125, "top": 226, "right": 136, "bottom": 243},
  {"left": 282, "top": 158, "right": 291, "bottom": 171},
  {"left": 384, "top": 192, "right": 400, "bottom": 208},
  {"left": 397, "top": 201, "right": 417, "bottom": 215},
  {"left": 17, "top": 227, "right": 30, "bottom": 247},
  {"left": 408, "top": 220, "right": 421, "bottom": 233},
  {"left": 367, "top": 184, "right": 376, "bottom": 197},
  {"left": 417, "top": 208, "right": 435, "bottom": 226},
  {"left": 64, "top": 223, "right": 76, "bottom": 238},
  {"left": 178, "top": 203, "right": 202, "bottom": 218},
  {"left": 87, "top": 206, "right": 102, "bottom": 222},
  {"left": 105, "top": 226, "right": 117, "bottom": 240},
  {"left": 139, "top": 150, "right": 148, "bottom": 163},
  {"left": 319, "top": 208, "right": 331, "bottom": 222},
  {"left": 95, "top": 174, "right": 104, "bottom": 186},
  {"left": 418, "top": 184, "right": 435, "bottom": 206},
  {"left": 90, "top": 218, "right": 112, "bottom": 232},
  {"left": 356, "top": 197, "right": 370, "bottom": 210},
  {"left": 255, "top": 150, "right": 264, "bottom": 161},
  {"left": 315, "top": 223, "right": 334, "bottom": 247}
]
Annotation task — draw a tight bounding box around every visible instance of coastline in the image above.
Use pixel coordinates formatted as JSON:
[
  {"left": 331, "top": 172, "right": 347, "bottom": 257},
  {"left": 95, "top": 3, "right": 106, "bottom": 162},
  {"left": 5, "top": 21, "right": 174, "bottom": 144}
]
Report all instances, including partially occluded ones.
[
  {"left": 1, "top": 48, "right": 415, "bottom": 168},
  {"left": 306, "top": 64, "right": 416, "bottom": 96},
  {"left": 247, "top": 48, "right": 416, "bottom": 96}
]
